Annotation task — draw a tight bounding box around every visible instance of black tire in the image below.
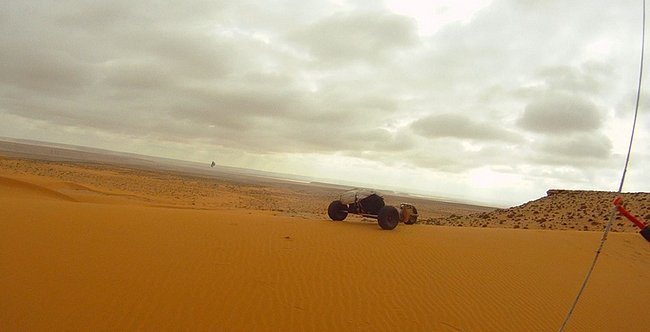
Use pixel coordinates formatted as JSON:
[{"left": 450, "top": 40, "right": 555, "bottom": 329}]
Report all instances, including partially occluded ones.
[
  {"left": 378, "top": 206, "right": 399, "bottom": 230},
  {"left": 328, "top": 200, "right": 348, "bottom": 221}
]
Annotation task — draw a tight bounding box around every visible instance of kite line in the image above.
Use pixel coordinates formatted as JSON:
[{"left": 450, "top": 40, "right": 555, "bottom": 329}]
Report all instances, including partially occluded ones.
[{"left": 558, "top": 1, "right": 646, "bottom": 331}]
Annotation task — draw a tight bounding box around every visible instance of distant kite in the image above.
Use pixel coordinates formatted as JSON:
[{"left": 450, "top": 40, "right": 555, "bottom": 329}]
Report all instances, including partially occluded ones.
[{"left": 211, "top": 161, "right": 216, "bottom": 168}]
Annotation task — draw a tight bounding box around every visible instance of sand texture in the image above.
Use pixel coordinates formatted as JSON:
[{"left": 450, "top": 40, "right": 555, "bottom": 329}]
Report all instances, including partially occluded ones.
[{"left": 1, "top": 155, "right": 650, "bottom": 331}]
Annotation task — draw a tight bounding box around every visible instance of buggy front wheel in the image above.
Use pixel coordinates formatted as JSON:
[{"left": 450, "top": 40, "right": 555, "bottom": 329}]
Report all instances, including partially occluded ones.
[{"left": 378, "top": 206, "right": 399, "bottom": 230}]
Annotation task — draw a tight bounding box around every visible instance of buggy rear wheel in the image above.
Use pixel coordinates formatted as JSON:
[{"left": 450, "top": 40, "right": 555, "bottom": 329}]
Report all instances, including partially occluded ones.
[
  {"left": 400, "top": 204, "right": 418, "bottom": 225},
  {"left": 328, "top": 200, "right": 348, "bottom": 221},
  {"left": 378, "top": 205, "right": 399, "bottom": 230}
]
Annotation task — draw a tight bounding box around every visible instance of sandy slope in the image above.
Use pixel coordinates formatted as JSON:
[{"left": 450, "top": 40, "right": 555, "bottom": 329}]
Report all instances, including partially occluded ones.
[{"left": 1, "top": 158, "right": 650, "bottom": 331}]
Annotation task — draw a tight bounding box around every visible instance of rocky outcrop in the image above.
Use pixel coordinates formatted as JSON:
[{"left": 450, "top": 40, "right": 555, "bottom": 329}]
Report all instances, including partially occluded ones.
[{"left": 423, "top": 190, "right": 650, "bottom": 232}]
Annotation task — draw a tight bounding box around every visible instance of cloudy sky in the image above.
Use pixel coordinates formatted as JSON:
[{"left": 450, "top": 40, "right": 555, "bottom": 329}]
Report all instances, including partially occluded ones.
[{"left": 1, "top": 0, "right": 648, "bottom": 206}]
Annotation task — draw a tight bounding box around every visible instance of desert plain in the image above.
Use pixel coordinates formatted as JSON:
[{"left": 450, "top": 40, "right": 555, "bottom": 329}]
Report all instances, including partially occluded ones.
[{"left": 1, "top": 143, "right": 649, "bottom": 331}]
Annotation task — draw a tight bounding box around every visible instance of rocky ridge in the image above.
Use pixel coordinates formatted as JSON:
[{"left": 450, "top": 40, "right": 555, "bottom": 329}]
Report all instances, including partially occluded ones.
[{"left": 423, "top": 190, "right": 650, "bottom": 232}]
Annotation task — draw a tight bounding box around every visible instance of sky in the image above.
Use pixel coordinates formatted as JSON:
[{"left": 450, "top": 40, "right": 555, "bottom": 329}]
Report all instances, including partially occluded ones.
[{"left": 1, "top": 0, "right": 649, "bottom": 206}]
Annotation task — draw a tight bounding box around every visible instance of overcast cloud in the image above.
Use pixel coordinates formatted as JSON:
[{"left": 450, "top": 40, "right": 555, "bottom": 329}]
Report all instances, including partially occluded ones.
[{"left": 1, "top": 0, "right": 648, "bottom": 206}]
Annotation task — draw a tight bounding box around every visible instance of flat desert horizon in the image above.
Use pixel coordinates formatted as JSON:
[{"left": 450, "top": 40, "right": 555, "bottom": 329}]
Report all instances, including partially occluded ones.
[{"left": 1, "top": 142, "right": 649, "bottom": 331}]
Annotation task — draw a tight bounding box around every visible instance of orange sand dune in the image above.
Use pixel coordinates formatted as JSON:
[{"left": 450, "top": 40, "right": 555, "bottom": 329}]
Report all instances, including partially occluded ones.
[{"left": 1, "top": 159, "right": 650, "bottom": 331}]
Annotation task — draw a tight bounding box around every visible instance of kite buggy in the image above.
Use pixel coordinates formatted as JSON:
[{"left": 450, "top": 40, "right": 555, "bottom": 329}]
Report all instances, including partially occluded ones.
[{"left": 327, "top": 189, "right": 418, "bottom": 230}]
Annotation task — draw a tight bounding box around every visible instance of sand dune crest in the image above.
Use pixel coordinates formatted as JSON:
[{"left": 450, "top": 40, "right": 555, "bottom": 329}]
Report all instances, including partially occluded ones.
[{"left": 0, "top": 176, "right": 77, "bottom": 202}]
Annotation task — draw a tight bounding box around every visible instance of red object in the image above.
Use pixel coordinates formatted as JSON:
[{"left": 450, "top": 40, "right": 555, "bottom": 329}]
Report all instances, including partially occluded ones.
[{"left": 613, "top": 197, "right": 646, "bottom": 229}]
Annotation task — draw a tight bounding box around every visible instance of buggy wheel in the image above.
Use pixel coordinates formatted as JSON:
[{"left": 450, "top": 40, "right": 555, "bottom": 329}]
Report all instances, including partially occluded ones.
[
  {"left": 328, "top": 200, "right": 348, "bottom": 221},
  {"left": 378, "top": 206, "right": 399, "bottom": 230},
  {"left": 401, "top": 205, "right": 418, "bottom": 225}
]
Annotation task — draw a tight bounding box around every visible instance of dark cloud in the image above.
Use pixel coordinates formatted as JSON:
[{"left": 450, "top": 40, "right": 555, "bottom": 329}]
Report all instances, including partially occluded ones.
[
  {"left": 535, "top": 63, "right": 612, "bottom": 95},
  {"left": 522, "top": 133, "right": 615, "bottom": 172},
  {"left": 411, "top": 113, "right": 522, "bottom": 142},
  {"left": 517, "top": 93, "right": 603, "bottom": 134}
]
